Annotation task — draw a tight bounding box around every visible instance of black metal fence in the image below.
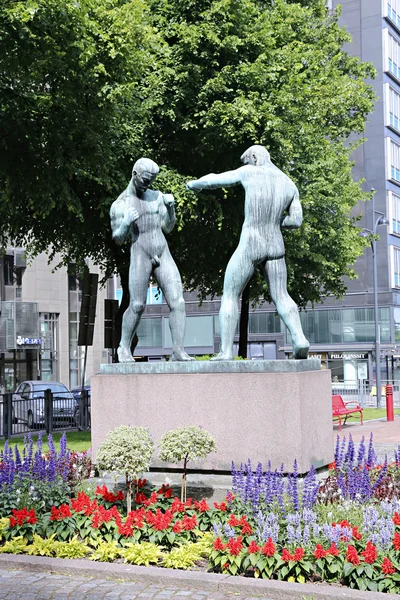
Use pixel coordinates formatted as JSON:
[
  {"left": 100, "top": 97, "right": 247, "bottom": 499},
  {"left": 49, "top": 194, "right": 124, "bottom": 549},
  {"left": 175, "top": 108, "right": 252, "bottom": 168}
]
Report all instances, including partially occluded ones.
[{"left": 0, "top": 389, "right": 90, "bottom": 440}]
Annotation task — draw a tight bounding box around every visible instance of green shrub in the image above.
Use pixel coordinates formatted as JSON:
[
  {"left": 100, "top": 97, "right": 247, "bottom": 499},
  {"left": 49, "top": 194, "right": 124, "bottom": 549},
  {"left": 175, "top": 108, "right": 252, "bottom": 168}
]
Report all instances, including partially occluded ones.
[
  {"left": 54, "top": 536, "right": 90, "bottom": 559},
  {"left": 97, "top": 426, "right": 154, "bottom": 512},
  {"left": 162, "top": 540, "right": 208, "bottom": 569},
  {"left": 122, "top": 541, "right": 164, "bottom": 566},
  {"left": 89, "top": 540, "right": 121, "bottom": 562},
  {"left": 159, "top": 426, "right": 216, "bottom": 501}
]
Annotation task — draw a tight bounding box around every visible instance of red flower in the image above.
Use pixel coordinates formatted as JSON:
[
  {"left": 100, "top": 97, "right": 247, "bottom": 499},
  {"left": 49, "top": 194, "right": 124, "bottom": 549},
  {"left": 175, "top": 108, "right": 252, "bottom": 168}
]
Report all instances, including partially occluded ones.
[
  {"left": 182, "top": 514, "right": 197, "bottom": 531},
  {"left": 352, "top": 526, "right": 362, "bottom": 541},
  {"left": 327, "top": 543, "right": 339, "bottom": 556},
  {"left": 328, "top": 461, "right": 336, "bottom": 470},
  {"left": 393, "top": 512, "right": 400, "bottom": 526},
  {"left": 135, "top": 492, "right": 147, "bottom": 504},
  {"left": 293, "top": 547, "right": 304, "bottom": 561},
  {"left": 261, "top": 537, "right": 275, "bottom": 557},
  {"left": 382, "top": 557, "right": 396, "bottom": 575},
  {"left": 227, "top": 536, "right": 243, "bottom": 556},
  {"left": 135, "top": 478, "right": 147, "bottom": 489},
  {"left": 314, "top": 544, "right": 327, "bottom": 559},
  {"left": 194, "top": 499, "right": 209, "bottom": 513},
  {"left": 213, "top": 537, "right": 226, "bottom": 551},
  {"left": 214, "top": 501, "right": 227, "bottom": 512},
  {"left": 228, "top": 514, "right": 240, "bottom": 527},
  {"left": 144, "top": 492, "right": 158, "bottom": 506},
  {"left": 145, "top": 508, "right": 173, "bottom": 531},
  {"left": 171, "top": 498, "right": 186, "bottom": 513},
  {"left": 346, "top": 545, "right": 360, "bottom": 565},
  {"left": 281, "top": 548, "right": 293, "bottom": 562},
  {"left": 172, "top": 521, "right": 183, "bottom": 534},
  {"left": 50, "top": 504, "right": 72, "bottom": 521},
  {"left": 241, "top": 521, "right": 253, "bottom": 535},
  {"left": 71, "top": 491, "right": 98, "bottom": 516},
  {"left": 393, "top": 532, "right": 400, "bottom": 551},
  {"left": 361, "top": 541, "right": 377, "bottom": 564},
  {"left": 247, "top": 540, "right": 260, "bottom": 554},
  {"left": 9, "top": 508, "right": 37, "bottom": 527}
]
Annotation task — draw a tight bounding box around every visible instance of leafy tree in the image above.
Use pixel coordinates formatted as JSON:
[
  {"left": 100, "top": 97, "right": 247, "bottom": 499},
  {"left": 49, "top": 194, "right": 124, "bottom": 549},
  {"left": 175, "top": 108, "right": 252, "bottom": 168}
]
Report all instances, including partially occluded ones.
[
  {"left": 97, "top": 425, "right": 155, "bottom": 513},
  {"left": 142, "top": 0, "right": 376, "bottom": 353},
  {"left": 0, "top": 0, "right": 158, "bottom": 278},
  {"left": 159, "top": 426, "right": 216, "bottom": 501}
]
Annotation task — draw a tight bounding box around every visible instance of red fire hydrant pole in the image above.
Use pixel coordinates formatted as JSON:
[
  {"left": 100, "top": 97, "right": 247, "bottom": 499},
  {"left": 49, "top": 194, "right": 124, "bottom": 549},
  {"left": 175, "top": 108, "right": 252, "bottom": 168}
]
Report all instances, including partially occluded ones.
[{"left": 386, "top": 384, "right": 394, "bottom": 422}]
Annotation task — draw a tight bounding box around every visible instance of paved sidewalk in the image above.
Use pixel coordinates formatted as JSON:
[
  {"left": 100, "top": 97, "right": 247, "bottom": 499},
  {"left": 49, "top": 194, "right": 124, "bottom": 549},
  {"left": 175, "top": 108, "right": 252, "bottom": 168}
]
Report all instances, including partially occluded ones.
[{"left": 0, "top": 568, "right": 263, "bottom": 600}]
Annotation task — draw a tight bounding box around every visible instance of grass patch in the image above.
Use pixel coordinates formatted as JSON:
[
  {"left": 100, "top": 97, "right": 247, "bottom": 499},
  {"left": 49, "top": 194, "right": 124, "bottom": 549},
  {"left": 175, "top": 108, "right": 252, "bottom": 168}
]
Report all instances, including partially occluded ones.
[
  {"left": 335, "top": 407, "right": 400, "bottom": 425},
  {"left": 0, "top": 431, "right": 91, "bottom": 453}
]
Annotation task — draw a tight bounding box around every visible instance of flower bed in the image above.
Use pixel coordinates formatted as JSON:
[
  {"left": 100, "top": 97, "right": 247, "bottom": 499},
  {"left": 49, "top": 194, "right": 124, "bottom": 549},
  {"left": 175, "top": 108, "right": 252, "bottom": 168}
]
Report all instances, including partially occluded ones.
[{"left": 0, "top": 433, "right": 400, "bottom": 593}]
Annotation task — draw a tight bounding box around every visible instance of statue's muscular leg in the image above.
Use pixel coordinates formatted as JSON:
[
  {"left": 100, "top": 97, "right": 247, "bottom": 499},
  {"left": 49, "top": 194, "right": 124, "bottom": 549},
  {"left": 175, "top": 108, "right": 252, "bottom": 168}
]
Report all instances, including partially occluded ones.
[
  {"left": 118, "top": 248, "right": 152, "bottom": 363},
  {"left": 155, "top": 248, "right": 194, "bottom": 361},
  {"left": 264, "top": 258, "right": 309, "bottom": 359},
  {"left": 211, "top": 246, "right": 255, "bottom": 361}
]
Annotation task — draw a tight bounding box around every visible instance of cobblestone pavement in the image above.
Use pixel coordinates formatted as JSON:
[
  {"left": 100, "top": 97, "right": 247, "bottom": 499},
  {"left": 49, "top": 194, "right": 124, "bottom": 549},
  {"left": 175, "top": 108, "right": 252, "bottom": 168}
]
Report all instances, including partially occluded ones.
[{"left": 0, "top": 569, "right": 274, "bottom": 600}]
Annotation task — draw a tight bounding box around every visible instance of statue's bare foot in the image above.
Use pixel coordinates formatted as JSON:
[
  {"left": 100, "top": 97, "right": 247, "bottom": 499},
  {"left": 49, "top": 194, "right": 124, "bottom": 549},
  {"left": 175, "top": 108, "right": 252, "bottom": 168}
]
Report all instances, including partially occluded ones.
[
  {"left": 170, "top": 348, "right": 195, "bottom": 361},
  {"left": 292, "top": 342, "right": 309, "bottom": 360},
  {"left": 210, "top": 352, "right": 234, "bottom": 361},
  {"left": 117, "top": 347, "right": 135, "bottom": 363}
]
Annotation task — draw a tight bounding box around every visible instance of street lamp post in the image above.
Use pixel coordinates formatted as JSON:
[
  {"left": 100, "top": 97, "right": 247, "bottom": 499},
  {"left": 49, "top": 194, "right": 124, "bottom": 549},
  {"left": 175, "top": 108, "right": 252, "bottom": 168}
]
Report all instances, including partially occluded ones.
[{"left": 367, "top": 190, "right": 389, "bottom": 408}]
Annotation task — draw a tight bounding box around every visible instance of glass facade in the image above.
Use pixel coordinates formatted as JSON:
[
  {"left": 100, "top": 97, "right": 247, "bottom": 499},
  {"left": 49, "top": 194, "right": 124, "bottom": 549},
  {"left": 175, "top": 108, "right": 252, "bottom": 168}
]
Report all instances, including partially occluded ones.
[
  {"left": 136, "top": 318, "right": 163, "bottom": 347},
  {"left": 164, "top": 315, "right": 214, "bottom": 348},
  {"left": 248, "top": 312, "right": 282, "bottom": 334},
  {"left": 286, "top": 308, "right": 391, "bottom": 344}
]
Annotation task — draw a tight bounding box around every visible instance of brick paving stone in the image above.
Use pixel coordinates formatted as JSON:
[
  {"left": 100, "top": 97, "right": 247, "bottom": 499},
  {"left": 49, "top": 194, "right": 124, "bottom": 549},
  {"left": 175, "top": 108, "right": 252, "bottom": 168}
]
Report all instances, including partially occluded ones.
[{"left": 0, "top": 568, "right": 279, "bottom": 600}]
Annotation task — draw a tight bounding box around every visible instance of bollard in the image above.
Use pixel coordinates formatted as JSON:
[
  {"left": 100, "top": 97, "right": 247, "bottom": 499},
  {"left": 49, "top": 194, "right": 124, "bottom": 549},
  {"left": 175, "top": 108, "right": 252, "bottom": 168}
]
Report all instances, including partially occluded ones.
[{"left": 385, "top": 384, "right": 394, "bottom": 422}]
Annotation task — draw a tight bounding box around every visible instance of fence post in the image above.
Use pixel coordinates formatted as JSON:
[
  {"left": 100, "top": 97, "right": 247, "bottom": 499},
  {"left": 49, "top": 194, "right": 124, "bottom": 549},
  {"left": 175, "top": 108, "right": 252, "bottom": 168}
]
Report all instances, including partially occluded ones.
[
  {"left": 386, "top": 384, "right": 394, "bottom": 422},
  {"left": 2, "top": 393, "right": 12, "bottom": 440},
  {"left": 44, "top": 388, "right": 53, "bottom": 435},
  {"left": 81, "top": 389, "right": 89, "bottom": 431}
]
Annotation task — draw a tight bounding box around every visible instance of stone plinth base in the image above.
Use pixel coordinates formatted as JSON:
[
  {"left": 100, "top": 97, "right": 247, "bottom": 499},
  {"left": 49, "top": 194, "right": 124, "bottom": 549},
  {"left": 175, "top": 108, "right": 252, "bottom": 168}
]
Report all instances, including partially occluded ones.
[{"left": 91, "top": 365, "right": 333, "bottom": 474}]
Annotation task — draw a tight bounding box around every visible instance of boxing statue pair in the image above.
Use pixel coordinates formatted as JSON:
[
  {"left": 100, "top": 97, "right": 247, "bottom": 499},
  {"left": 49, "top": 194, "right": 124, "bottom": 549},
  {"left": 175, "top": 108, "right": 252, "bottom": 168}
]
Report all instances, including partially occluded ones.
[{"left": 110, "top": 146, "right": 309, "bottom": 362}]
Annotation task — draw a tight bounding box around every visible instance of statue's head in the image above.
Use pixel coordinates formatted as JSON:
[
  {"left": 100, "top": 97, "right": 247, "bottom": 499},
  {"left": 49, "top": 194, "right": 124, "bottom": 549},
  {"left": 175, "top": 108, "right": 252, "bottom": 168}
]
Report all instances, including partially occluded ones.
[
  {"left": 132, "top": 158, "right": 159, "bottom": 194},
  {"left": 240, "top": 145, "right": 271, "bottom": 166}
]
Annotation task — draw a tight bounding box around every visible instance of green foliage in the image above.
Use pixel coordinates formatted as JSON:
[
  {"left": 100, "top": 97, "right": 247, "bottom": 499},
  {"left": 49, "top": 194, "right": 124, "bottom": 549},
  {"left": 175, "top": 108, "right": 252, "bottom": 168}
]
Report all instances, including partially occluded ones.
[
  {"left": 162, "top": 540, "right": 208, "bottom": 569},
  {"left": 121, "top": 541, "right": 164, "bottom": 566},
  {"left": 0, "top": 536, "right": 28, "bottom": 554},
  {"left": 26, "top": 534, "right": 58, "bottom": 557},
  {"left": 159, "top": 426, "right": 216, "bottom": 465},
  {"left": 97, "top": 426, "right": 154, "bottom": 480},
  {"left": 0, "top": 0, "right": 161, "bottom": 279},
  {"left": 53, "top": 536, "right": 90, "bottom": 559},
  {"left": 0, "top": 518, "right": 9, "bottom": 541},
  {"left": 89, "top": 540, "right": 121, "bottom": 562}
]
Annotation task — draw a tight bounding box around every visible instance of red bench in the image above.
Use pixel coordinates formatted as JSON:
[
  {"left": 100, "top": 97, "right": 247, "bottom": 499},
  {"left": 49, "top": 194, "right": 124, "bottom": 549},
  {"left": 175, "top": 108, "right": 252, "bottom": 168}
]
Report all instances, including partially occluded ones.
[{"left": 332, "top": 394, "right": 363, "bottom": 431}]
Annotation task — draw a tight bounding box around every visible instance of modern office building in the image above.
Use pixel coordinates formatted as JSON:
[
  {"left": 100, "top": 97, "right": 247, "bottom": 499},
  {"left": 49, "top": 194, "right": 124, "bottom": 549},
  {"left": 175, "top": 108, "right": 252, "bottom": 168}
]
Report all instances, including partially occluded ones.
[{"left": 0, "top": 249, "right": 109, "bottom": 392}]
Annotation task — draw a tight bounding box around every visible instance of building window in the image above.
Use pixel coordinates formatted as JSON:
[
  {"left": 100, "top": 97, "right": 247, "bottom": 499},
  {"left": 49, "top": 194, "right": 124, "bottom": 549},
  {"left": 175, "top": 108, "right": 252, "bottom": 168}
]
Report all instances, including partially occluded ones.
[
  {"left": 39, "top": 313, "right": 59, "bottom": 381},
  {"left": 390, "top": 191, "right": 400, "bottom": 234},
  {"left": 392, "top": 245, "right": 400, "bottom": 287},
  {"left": 387, "top": 31, "right": 400, "bottom": 79},
  {"left": 3, "top": 255, "right": 14, "bottom": 286},
  {"left": 387, "top": 0, "right": 400, "bottom": 30},
  {"left": 388, "top": 138, "right": 400, "bottom": 182},
  {"left": 388, "top": 85, "right": 400, "bottom": 131}
]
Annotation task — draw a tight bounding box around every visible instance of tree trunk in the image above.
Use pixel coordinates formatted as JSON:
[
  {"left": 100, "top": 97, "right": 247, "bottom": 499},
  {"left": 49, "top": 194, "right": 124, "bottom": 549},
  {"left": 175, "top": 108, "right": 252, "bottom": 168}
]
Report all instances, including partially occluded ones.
[{"left": 238, "top": 282, "right": 250, "bottom": 359}]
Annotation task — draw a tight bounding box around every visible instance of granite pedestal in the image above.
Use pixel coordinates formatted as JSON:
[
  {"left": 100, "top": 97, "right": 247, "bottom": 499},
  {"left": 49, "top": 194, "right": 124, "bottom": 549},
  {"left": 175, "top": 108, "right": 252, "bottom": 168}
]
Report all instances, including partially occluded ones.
[{"left": 91, "top": 360, "right": 333, "bottom": 475}]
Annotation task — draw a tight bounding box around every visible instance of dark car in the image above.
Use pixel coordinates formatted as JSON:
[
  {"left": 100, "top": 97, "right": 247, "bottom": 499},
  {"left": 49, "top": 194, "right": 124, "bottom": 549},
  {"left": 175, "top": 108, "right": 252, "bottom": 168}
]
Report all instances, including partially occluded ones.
[
  {"left": 70, "top": 384, "right": 91, "bottom": 428},
  {"left": 13, "top": 381, "right": 75, "bottom": 429}
]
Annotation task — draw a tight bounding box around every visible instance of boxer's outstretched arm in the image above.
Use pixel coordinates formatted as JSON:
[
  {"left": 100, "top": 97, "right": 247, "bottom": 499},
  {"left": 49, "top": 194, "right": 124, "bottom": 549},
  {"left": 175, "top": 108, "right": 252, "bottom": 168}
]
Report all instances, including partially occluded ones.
[{"left": 187, "top": 169, "right": 242, "bottom": 191}]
